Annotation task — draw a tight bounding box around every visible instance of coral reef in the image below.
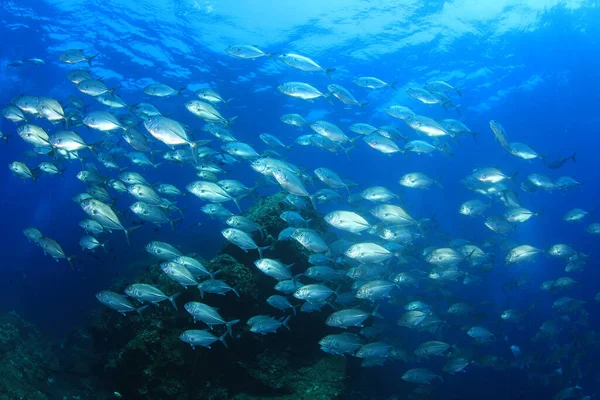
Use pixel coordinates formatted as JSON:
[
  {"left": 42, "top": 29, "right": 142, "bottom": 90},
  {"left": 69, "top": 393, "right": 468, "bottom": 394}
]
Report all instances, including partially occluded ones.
[
  {"left": 89, "top": 192, "right": 347, "bottom": 399},
  {"left": 0, "top": 310, "right": 107, "bottom": 399}
]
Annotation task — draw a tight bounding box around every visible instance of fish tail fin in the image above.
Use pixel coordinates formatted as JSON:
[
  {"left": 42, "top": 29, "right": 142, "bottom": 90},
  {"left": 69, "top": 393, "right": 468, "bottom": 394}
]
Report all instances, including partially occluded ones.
[
  {"left": 359, "top": 101, "right": 369, "bottom": 110},
  {"left": 136, "top": 305, "right": 149, "bottom": 317},
  {"left": 87, "top": 54, "right": 99, "bottom": 66},
  {"left": 168, "top": 293, "right": 181, "bottom": 311},
  {"left": 324, "top": 93, "right": 335, "bottom": 105},
  {"left": 2, "top": 134, "right": 10, "bottom": 147},
  {"left": 257, "top": 245, "right": 271, "bottom": 260},
  {"left": 282, "top": 315, "right": 291, "bottom": 330},
  {"left": 509, "top": 171, "right": 518, "bottom": 180},
  {"left": 291, "top": 304, "right": 298, "bottom": 316},
  {"left": 226, "top": 319, "right": 240, "bottom": 337},
  {"left": 169, "top": 218, "right": 183, "bottom": 232},
  {"left": 536, "top": 208, "right": 544, "bottom": 219},
  {"left": 456, "top": 87, "right": 462, "bottom": 97},
  {"left": 465, "top": 249, "right": 476, "bottom": 267},
  {"left": 108, "top": 85, "right": 121, "bottom": 94},
  {"left": 471, "top": 131, "right": 478, "bottom": 142},
  {"left": 389, "top": 81, "right": 398, "bottom": 90},
  {"left": 177, "top": 86, "right": 187, "bottom": 95},
  {"left": 308, "top": 194, "right": 317, "bottom": 210},
  {"left": 210, "top": 269, "right": 222, "bottom": 280},
  {"left": 218, "top": 332, "right": 229, "bottom": 348},
  {"left": 66, "top": 256, "right": 75, "bottom": 270},
  {"left": 572, "top": 152, "right": 577, "bottom": 163},
  {"left": 343, "top": 145, "right": 354, "bottom": 160},
  {"left": 188, "top": 141, "right": 199, "bottom": 164},
  {"left": 372, "top": 304, "right": 383, "bottom": 319},
  {"left": 333, "top": 284, "right": 342, "bottom": 299},
  {"left": 101, "top": 241, "right": 109, "bottom": 252},
  {"left": 232, "top": 195, "right": 244, "bottom": 213},
  {"left": 435, "top": 173, "right": 444, "bottom": 189},
  {"left": 325, "top": 68, "right": 336, "bottom": 79},
  {"left": 124, "top": 226, "right": 142, "bottom": 246},
  {"left": 225, "top": 116, "right": 238, "bottom": 129}
]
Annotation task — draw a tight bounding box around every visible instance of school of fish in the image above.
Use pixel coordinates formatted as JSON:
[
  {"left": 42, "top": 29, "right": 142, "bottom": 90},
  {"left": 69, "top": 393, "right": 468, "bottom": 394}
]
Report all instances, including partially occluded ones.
[{"left": 4, "top": 44, "right": 595, "bottom": 399}]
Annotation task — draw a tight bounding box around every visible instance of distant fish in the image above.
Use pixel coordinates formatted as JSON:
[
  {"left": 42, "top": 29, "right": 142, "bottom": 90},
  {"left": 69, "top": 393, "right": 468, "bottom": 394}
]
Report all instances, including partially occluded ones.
[
  {"left": 59, "top": 49, "right": 98, "bottom": 66},
  {"left": 225, "top": 45, "right": 273, "bottom": 60},
  {"left": 547, "top": 152, "right": 576, "bottom": 169},
  {"left": 278, "top": 53, "right": 335, "bottom": 78},
  {"left": 354, "top": 76, "right": 397, "bottom": 90}
]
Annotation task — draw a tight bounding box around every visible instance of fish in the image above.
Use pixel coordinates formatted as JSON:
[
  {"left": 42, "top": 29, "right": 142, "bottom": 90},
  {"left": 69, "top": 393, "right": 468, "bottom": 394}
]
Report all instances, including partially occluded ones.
[
  {"left": 272, "top": 168, "right": 316, "bottom": 209},
  {"left": 187, "top": 181, "right": 242, "bottom": 212},
  {"left": 144, "top": 116, "right": 209, "bottom": 163},
  {"left": 280, "top": 113, "right": 309, "bottom": 129},
  {"left": 59, "top": 49, "right": 98, "bottom": 66},
  {"left": 96, "top": 291, "right": 147, "bottom": 316},
  {"left": 80, "top": 198, "right": 138, "bottom": 245},
  {"left": 247, "top": 315, "right": 290, "bottom": 335},
  {"left": 363, "top": 133, "right": 402, "bottom": 155},
  {"left": 405, "top": 115, "right": 451, "bottom": 138},
  {"left": 425, "top": 80, "right": 462, "bottom": 96},
  {"left": 144, "top": 83, "right": 185, "bottom": 97},
  {"left": 504, "top": 207, "right": 539, "bottom": 223},
  {"left": 267, "top": 295, "right": 298, "bottom": 315},
  {"left": 294, "top": 284, "right": 337, "bottom": 303},
  {"left": 23, "top": 227, "right": 43, "bottom": 245},
  {"left": 472, "top": 167, "right": 516, "bottom": 183},
  {"left": 327, "top": 84, "right": 366, "bottom": 107},
  {"left": 401, "top": 368, "right": 443, "bottom": 384},
  {"left": 399, "top": 172, "right": 443, "bottom": 189},
  {"left": 184, "top": 302, "right": 240, "bottom": 335},
  {"left": 130, "top": 202, "right": 181, "bottom": 230},
  {"left": 489, "top": 120, "right": 511, "bottom": 152},
  {"left": 125, "top": 284, "right": 180, "bottom": 310},
  {"left": 385, "top": 105, "right": 415, "bottom": 121},
  {"left": 356, "top": 280, "right": 397, "bottom": 301},
  {"left": 319, "top": 333, "right": 363, "bottom": 355},
  {"left": 79, "top": 235, "right": 107, "bottom": 252},
  {"left": 279, "top": 53, "right": 335, "bottom": 78},
  {"left": 161, "top": 262, "right": 199, "bottom": 288},
  {"left": 195, "top": 88, "right": 232, "bottom": 106},
  {"left": 459, "top": 199, "right": 490, "bottom": 217},
  {"left": 222, "top": 228, "right": 268, "bottom": 258},
  {"left": 509, "top": 142, "right": 546, "bottom": 162},
  {"left": 278, "top": 82, "right": 331, "bottom": 102},
  {"left": 353, "top": 77, "right": 397, "bottom": 90},
  {"left": 179, "top": 330, "right": 228, "bottom": 349},
  {"left": 83, "top": 111, "right": 125, "bottom": 132},
  {"left": 9, "top": 161, "right": 37, "bottom": 182},
  {"left": 324, "top": 211, "right": 371, "bottom": 234},
  {"left": 547, "top": 152, "right": 576, "bottom": 169},
  {"left": 505, "top": 245, "right": 543, "bottom": 265},
  {"left": 414, "top": 341, "right": 451, "bottom": 359},
  {"left": 467, "top": 326, "right": 495, "bottom": 343},
  {"left": 291, "top": 228, "right": 329, "bottom": 253},
  {"left": 225, "top": 45, "right": 273, "bottom": 59}
]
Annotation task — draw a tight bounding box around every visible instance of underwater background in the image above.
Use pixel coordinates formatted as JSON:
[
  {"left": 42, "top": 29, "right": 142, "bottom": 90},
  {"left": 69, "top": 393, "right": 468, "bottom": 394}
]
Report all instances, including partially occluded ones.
[{"left": 0, "top": 1, "right": 599, "bottom": 399}]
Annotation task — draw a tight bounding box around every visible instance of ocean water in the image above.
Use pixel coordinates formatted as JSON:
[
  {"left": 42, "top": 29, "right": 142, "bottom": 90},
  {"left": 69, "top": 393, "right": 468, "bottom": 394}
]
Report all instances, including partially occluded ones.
[{"left": 0, "top": 1, "right": 599, "bottom": 399}]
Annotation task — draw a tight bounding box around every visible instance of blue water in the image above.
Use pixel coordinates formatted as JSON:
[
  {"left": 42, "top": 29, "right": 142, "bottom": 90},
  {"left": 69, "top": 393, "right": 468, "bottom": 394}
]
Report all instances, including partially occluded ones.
[{"left": 1, "top": 1, "right": 599, "bottom": 398}]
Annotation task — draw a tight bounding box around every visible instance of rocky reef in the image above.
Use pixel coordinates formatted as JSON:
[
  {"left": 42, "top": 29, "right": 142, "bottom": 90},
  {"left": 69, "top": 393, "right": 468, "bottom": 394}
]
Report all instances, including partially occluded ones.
[
  {"left": 0, "top": 310, "right": 107, "bottom": 400},
  {"left": 89, "top": 192, "right": 347, "bottom": 399}
]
